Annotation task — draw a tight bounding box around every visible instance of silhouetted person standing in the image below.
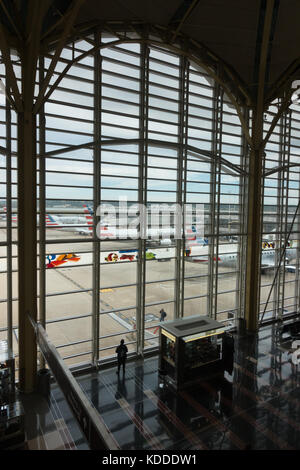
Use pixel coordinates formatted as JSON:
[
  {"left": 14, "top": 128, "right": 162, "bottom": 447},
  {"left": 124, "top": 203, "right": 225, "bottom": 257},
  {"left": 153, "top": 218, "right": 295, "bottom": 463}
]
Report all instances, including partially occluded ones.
[
  {"left": 116, "top": 339, "right": 128, "bottom": 375},
  {"left": 160, "top": 308, "right": 167, "bottom": 322}
]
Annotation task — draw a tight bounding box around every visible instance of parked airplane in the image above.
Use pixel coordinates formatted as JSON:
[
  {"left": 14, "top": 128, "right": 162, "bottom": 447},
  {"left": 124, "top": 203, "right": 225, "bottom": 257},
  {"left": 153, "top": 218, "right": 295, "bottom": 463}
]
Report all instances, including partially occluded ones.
[
  {"left": 186, "top": 239, "right": 297, "bottom": 272},
  {"left": 2, "top": 207, "right": 66, "bottom": 229},
  {"left": 2, "top": 205, "right": 99, "bottom": 235},
  {"left": 42, "top": 205, "right": 113, "bottom": 237},
  {"left": 85, "top": 205, "right": 204, "bottom": 245},
  {"left": 44, "top": 228, "right": 210, "bottom": 268}
]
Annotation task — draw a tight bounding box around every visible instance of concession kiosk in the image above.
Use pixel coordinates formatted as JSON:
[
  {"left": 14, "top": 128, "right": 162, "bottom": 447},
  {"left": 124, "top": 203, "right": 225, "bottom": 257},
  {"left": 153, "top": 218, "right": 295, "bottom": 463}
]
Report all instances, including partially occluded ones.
[{"left": 159, "top": 315, "right": 225, "bottom": 390}]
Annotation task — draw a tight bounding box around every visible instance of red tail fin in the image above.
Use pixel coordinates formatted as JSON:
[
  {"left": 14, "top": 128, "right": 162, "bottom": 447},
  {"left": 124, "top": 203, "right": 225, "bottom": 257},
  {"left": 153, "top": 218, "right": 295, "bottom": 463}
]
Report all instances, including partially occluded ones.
[{"left": 83, "top": 204, "right": 93, "bottom": 233}]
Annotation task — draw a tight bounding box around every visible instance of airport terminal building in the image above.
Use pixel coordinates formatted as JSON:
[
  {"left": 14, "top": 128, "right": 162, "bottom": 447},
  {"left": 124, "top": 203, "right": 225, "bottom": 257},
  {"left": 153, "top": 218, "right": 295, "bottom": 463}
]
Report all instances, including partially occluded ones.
[{"left": 0, "top": 0, "right": 299, "bottom": 451}]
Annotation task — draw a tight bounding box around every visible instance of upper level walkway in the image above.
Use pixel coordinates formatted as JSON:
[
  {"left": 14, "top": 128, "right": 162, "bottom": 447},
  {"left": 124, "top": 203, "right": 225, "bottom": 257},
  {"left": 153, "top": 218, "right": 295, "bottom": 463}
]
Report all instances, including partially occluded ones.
[{"left": 18, "top": 321, "right": 300, "bottom": 450}]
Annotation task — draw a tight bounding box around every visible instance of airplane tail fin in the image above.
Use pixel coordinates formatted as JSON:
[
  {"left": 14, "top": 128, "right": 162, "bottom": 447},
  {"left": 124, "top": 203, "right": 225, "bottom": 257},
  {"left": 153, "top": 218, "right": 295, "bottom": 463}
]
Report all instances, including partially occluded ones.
[
  {"left": 185, "top": 225, "right": 197, "bottom": 241},
  {"left": 1, "top": 206, "right": 7, "bottom": 220},
  {"left": 3, "top": 206, "right": 18, "bottom": 222},
  {"left": 82, "top": 204, "right": 93, "bottom": 234},
  {"left": 83, "top": 204, "right": 117, "bottom": 239},
  {"left": 185, "top": 225, "right": 208, "bottom": 246},
  {"left": 83, "top": 203, "right": 112, "bottom": 233},
  {"left": 45, "top": 214, "right": 60, "bottom": 226}
]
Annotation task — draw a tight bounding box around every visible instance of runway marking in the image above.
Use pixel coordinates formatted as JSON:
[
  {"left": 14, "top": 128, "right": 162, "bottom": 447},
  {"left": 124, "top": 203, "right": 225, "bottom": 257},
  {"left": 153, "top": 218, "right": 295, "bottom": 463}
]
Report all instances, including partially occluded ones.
[{"left": 53, "top": 267, "right": 133, "bottom": 331}]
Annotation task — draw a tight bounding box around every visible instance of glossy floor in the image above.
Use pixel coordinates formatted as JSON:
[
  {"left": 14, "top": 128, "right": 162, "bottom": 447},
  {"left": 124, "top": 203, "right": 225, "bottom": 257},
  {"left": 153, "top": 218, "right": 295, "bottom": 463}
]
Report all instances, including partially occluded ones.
[{"left": 20, "top": 323, "right": 300, "bottom": 450}]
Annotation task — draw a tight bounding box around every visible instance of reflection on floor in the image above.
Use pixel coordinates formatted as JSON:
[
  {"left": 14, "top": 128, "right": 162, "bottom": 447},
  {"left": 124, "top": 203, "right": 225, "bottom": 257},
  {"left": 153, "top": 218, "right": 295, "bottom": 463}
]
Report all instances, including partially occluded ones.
[
  {"left": 19, "top": 388, "right": 89, "bottom": 450},
  {"left": 20, "top": 323, "right": 300, "bottom": 450}
]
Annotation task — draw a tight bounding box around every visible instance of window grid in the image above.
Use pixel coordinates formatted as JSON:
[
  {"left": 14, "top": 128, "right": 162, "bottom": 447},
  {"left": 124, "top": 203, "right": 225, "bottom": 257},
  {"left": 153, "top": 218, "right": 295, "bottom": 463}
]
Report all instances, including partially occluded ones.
[{"left": 1, "top": 32, "right": 297, "bottom": 370}]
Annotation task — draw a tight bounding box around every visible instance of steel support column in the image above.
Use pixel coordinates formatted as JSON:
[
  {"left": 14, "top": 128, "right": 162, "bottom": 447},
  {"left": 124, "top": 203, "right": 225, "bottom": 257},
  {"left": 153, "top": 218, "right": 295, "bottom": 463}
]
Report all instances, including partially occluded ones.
[
  {"left": 16, "top": 0, "right": 48, "bottom": 392},
  {"left": 295, "top": 171, "right": 300, "bottom": 314},
  {"left": 279, "top": 110, "right": 291, "bottom": 320},
  {"left": 136, "top": 42, "right": 149, "bottom": 354},
  {"left": 274, "top": 110, "right": 291, "bottom": 321},
  {"left": 244, "top": 112, "right": 264, "bottom": 331},
  {"left": 5, "top": 75, "right": 12, "bottom": 351},
  {"left": 208, "top": 82, "right": 223, "bottom": 319},
  {"left": 38, "top": 55, "right": 46, "bottom": 370},
  {"left": 92, "top": 30, "right": 101, "bottom": 365},
  {"left": 236, "top": 109, "right": 250, "bottom": 322},
  {"left": 17, "top": 108, "right": 38, "bottom": 392},
  {"left": 244, "top": 0, "right": 275, "bottom": 331},
  {"left": 175, "top": 55, "right": 189, "bottom": 319}
]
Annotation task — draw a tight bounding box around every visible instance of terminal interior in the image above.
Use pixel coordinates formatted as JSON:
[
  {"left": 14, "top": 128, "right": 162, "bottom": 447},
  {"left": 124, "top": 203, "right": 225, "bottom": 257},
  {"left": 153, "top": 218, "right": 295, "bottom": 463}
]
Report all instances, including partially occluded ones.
[{"left": 0, "top": 0, "right": 299, "bottom": 451}]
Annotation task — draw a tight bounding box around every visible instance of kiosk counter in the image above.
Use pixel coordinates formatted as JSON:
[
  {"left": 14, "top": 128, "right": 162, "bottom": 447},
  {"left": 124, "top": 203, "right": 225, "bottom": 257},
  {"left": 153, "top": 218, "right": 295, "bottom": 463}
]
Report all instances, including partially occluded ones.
[{"left": 159, "top": 315, "right": 225, "bottom": 390}]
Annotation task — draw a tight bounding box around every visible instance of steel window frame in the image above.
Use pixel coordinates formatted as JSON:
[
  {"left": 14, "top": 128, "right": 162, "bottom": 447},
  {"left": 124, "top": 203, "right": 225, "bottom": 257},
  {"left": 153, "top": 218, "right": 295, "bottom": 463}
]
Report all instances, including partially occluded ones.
[{"left": 3, "top": 29, "right": 300, "bottom": 369}]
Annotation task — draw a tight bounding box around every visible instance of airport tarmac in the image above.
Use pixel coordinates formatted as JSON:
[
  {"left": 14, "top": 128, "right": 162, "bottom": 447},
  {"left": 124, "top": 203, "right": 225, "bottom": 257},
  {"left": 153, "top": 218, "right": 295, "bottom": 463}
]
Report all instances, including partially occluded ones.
[{"left": 0, "top": 223, "right": 299, "bottom": 369}]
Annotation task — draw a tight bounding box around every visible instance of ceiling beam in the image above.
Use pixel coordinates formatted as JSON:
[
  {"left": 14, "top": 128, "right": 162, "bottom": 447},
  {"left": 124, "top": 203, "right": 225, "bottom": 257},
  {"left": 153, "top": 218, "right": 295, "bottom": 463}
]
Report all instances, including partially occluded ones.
[
  {"left": 0, "top": 21, "right": 22, "bottom": 111},
  {"left": 168, "top": 0, "right": 201, "bottom": 43},
  {"left": 255, "top": 0, "right": 275, "bottom": 113},
  {"left": 0, "top": 0, "right": 23, "bottom": 42},
  {"left": 253, "top": 0, "right": 278, "bottom": 107},
  {"left": 34, "top": 0, "right": 85, "bottom": 114},
  {"left": 266, "top": 58, "right": 300, "bottom": 105},
  {"left": 21, "top": 0, "right": 50, "bottom": 107}
]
